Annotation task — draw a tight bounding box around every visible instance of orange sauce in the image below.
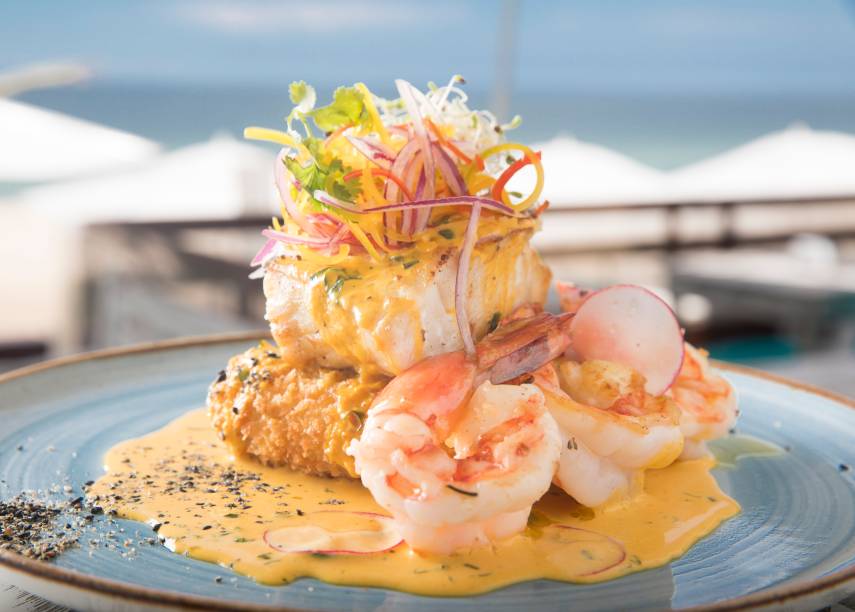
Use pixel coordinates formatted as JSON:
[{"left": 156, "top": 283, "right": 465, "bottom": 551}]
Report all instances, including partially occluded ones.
[{"left": 90, "top": 409, "right": 739, "bottom": 595}]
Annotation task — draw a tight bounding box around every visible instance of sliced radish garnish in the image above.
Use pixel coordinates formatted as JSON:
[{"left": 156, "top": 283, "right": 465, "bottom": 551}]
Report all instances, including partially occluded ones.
[
  {"left": 263, "top": 511, "right": 402, "bottom": 555},
  {"left": 539, "top": 525, "right": 626, "bottom": 577},
  {"left": 569, "top": 284, "right": 684, "bottom": 395}
]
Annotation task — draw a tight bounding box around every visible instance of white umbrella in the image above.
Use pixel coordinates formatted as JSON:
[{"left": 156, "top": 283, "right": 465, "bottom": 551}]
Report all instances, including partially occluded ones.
[
  {"left": 17, "top": 135, "right": 277, "bottom": 223},
  {"left": 508, "top": 135, "right": 667, "bottom": 207},
  {"left": 0, "top": 98, "right": 159, "bottom": 182},
  {"left": 508, "top": 136, "right": 668, "bottom": 252},
  {"left": 667, "top": 124, "right": 855, "bottom": 202}
]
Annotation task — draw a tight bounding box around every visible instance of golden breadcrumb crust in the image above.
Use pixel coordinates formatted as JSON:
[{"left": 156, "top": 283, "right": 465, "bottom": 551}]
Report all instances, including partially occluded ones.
[{"left": 207, "top": 344, "right": 389, "bottom": 478}]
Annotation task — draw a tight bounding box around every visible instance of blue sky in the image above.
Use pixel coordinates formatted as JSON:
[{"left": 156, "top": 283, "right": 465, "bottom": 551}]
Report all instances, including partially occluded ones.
[{"left": 2, "top": 0, "right": 855, "bottom": 94}]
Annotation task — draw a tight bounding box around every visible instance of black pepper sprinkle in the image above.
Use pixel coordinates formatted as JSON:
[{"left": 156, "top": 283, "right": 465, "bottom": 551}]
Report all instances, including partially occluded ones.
[
  {"left": 0, "top": 494, "right": 88, "bottom": 561},
  {"left": 296, "top": 509, "right": 304, "bottom": 516},
  {"left": 215, "top": 370, "right": 227, "bottom": 383},
  {"left": 840, "top": 464, "right": 851, "bottom": 472}
]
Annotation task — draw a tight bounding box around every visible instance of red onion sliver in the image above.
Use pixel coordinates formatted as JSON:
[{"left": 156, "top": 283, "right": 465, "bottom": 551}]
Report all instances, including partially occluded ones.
[
  {"left": 308, "top": 213, "right": 344, "bottom": 239},
  {"left": 432, "top": 142, "right": 467, "bottom": 196},
  {"left": 386, "top": 139, "right": 421, "bottom": 240},
  {"left": 396, "top": 80, "right": 435, "bottom": 232},
  {"left": 313, "top": 190, "right": 362, "bottom": 213},
  {"left": 385, "top": 139, "right": 420, "bottom": 202},
  {"left": 406, "top": 169, "right": 427, "bottom": 234},
  {"left": 400, "top": 151, "right": 423, "bottom": 235},
  {"left": 262, "top": 228, "right": 330, "bottom": 246},
  {"left": 455, "top": 203, "right": 481, "bottom": 356},
  {"left": 250, "top": 238, "right": 278, "bottom": 266},
  {"left": 346, "top": 135, "right": 394, "bottom": 169},
  {"left": 364, "top": 195, "right": 516, "bottom": 216}
]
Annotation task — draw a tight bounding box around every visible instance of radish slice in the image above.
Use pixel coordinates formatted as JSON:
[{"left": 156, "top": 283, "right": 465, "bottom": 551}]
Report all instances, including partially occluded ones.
[
  {"left": 569, "top": 284, "right": 684, "bottom": 395},
  {"left": 538, "top": 525, "right": 626, "bottom": 577},
  {"left": 263, "top": 511, "right": 402, "bottom": 555}
]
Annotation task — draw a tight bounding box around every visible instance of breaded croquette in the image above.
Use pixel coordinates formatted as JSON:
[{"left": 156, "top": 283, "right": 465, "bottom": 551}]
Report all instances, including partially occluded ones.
[{"left": 207, "top": 344, "right": 389, "bottom": 478}]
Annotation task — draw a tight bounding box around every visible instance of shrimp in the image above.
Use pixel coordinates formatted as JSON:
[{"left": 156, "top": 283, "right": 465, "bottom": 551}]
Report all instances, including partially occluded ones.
[
  {"left": 667, "top": 343, "right": 737, "bottom": 459},
  {"left": 347, "top": 311, "right": 570, "bottom": 554},
  {"left": 539, "top": 358, "right": 684, "bottom": 508}
]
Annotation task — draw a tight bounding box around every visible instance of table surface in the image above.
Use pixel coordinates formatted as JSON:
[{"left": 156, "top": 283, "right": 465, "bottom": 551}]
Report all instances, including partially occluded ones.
[{"left": 4, "top": 581, "right": 855, "bottom": 611}]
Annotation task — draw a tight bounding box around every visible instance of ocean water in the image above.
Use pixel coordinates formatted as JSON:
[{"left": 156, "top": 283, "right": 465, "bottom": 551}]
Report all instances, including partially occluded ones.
[{"left": 17, "top": 81, "right": 855, "bottom": 170}]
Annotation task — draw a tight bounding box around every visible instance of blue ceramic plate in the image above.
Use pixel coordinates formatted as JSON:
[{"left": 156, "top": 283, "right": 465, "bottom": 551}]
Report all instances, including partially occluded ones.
[{"left": 1, "top": 333, "right": 854, "bottom": 611}]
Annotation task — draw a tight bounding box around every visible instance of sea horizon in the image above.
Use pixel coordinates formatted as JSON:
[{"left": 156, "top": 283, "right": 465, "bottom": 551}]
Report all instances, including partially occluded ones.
[{"left": 15, "top": 79, "right": 855, "bottom": 171}]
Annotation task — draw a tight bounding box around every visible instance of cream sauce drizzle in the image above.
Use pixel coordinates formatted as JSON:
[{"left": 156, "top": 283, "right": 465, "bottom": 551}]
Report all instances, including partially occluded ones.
[{"left": 90, "top": 409, "right": 741, "bottom": 595}]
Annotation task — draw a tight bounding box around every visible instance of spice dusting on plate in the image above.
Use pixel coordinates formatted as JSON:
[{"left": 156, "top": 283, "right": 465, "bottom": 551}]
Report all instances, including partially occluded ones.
[{"left": 0, "top": 494, "right": 84, "bottom": 560}]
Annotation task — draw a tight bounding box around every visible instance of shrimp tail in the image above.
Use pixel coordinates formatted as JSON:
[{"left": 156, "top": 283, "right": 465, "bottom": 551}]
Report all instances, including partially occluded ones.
[{"left": 477, "top": 312, "right": 574, "bottom": 384}]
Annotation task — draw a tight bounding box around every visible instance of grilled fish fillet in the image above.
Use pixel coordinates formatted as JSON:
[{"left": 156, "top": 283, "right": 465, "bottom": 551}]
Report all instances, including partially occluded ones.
[{"left": 264, "top": 224, "right": 550, "bottom": 375}]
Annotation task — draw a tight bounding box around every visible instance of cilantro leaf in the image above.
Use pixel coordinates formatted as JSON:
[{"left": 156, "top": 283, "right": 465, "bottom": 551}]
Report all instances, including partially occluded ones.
[
  {"left": 310, "top": 86, "right": 368, "bottom": 132},
  {"left": 282, "top": 141, "right": 362, "bottom": 210},
  {"left": 289, "top": 81, "right": 316, "bottom": 113},
  {"left": 284, "top": 81, "right": 318, "bottom": 138},
  {"left": 282, "top": 156, "right": 318, "bottom": 192}
]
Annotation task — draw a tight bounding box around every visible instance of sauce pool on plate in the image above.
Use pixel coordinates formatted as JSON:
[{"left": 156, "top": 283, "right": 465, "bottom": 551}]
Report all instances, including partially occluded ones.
[{"left": 89, "top": 409, "right": 740, "bottom": 595}]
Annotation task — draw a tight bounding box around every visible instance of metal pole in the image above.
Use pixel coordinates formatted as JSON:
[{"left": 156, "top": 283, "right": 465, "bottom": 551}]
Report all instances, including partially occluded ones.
[{"left": 492, "top": 0, "right": 520, "bottom": 121}]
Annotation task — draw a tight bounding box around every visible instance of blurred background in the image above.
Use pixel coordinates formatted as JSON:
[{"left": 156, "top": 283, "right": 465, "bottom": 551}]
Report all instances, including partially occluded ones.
[{"left": 2, "top": 0, "right": 855, "bottom": 396}]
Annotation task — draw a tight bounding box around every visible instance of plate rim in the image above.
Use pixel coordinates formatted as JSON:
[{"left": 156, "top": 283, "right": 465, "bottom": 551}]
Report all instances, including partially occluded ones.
[{"left": 0, "top": 331, "right": 853, "bottom": 612}]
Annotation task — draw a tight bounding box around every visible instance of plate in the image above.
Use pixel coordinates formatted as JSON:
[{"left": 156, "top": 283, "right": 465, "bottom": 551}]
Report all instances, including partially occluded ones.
[{"left": 0, "top": 333, "right": 853, "bottom": 611}]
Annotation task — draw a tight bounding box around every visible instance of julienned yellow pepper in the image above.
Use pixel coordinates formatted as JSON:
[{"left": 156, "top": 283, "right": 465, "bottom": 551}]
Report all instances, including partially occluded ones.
[{"left": 244, "top": 127, "right": 313, "bottom": 161}]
